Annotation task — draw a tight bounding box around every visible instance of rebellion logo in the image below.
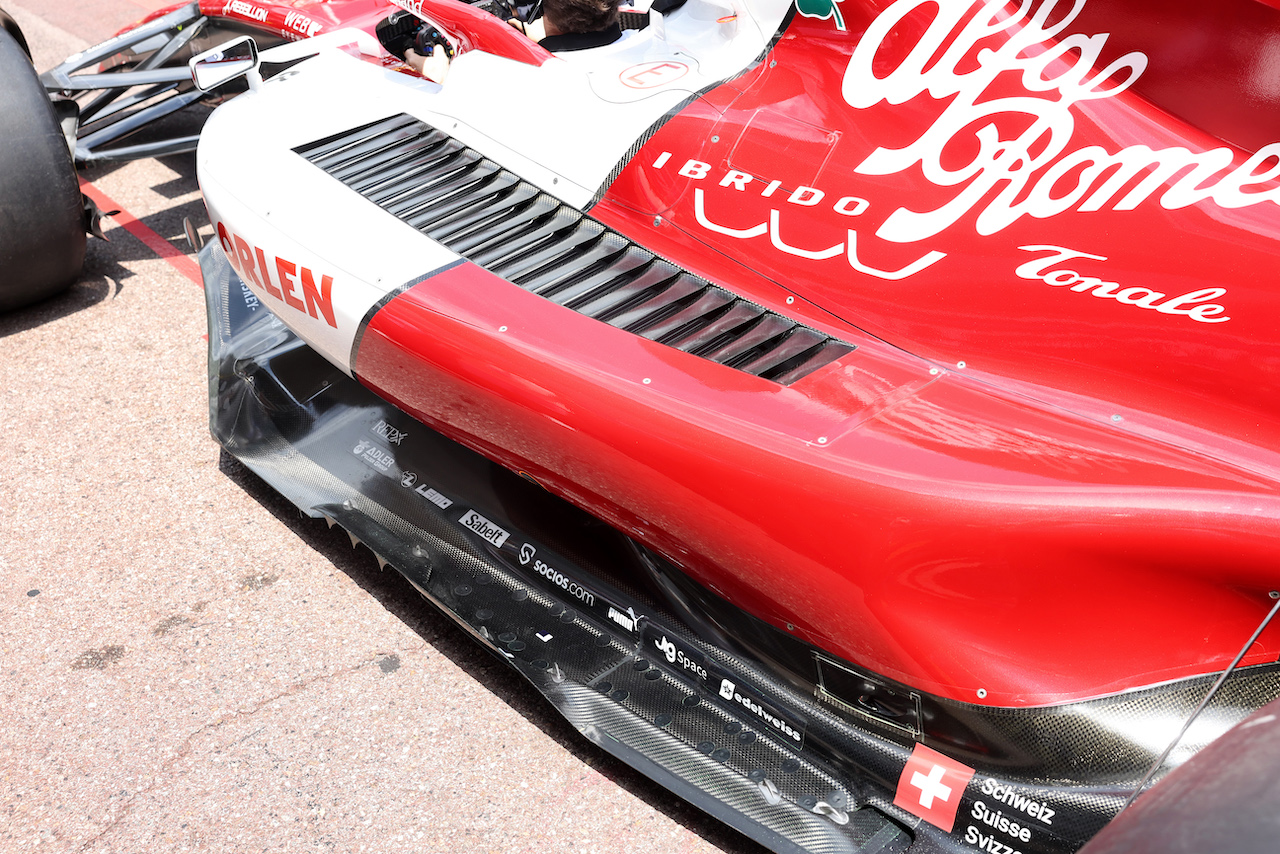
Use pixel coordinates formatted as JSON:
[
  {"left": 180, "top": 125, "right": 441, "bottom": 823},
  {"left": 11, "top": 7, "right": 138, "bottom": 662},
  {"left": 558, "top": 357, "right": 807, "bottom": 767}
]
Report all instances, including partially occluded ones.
[{"left": 223, "top": 0, "right": 268, "bottom": 22}]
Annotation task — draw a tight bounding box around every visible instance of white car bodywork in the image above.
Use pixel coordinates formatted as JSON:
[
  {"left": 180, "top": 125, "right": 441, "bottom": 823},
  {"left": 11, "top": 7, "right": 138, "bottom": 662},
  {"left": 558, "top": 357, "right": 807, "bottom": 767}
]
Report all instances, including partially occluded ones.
[{"left": 197, "top": 0, "right": 790, "bottom": 375}]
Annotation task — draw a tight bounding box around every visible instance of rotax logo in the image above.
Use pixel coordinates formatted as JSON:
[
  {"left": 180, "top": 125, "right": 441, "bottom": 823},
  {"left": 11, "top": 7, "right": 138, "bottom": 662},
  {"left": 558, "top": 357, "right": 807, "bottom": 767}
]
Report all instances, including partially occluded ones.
[{"left": 893, "top": 743, "right": 975, "bottom": 832}]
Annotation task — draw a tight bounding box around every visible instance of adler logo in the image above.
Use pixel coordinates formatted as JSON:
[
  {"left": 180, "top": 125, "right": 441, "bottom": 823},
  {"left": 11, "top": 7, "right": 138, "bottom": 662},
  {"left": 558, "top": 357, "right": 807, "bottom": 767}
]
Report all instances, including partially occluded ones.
[{"left": 353, "top": 440, "right": 394, "bottom": 473}]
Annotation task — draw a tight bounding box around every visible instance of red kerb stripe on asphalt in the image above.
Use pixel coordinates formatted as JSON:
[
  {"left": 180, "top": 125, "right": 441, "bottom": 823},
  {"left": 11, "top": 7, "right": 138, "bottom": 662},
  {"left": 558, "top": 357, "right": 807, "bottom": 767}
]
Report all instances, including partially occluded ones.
[{"left": 80, "top": 180, "right": 204, "bottom": 287}]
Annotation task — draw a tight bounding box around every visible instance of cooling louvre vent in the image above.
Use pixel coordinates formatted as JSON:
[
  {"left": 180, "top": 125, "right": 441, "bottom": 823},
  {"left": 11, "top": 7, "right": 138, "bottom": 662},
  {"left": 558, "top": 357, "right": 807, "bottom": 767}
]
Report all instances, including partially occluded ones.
[{"left": 296, "top": 114, "right": 855, "bottom": 385}]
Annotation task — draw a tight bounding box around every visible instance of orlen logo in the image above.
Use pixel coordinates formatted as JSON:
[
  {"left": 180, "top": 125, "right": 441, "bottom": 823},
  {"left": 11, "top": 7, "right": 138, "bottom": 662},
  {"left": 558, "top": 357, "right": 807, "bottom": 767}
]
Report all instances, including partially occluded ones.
[{"left": 216, "top": 222, "right": 337, "bottom": 329}]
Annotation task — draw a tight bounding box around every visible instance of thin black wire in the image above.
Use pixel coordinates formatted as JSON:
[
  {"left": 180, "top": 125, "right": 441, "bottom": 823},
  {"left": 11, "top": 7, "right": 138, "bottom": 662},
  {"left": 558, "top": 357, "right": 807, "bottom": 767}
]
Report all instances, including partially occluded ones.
[{"left": 1120, "top": 590, "right": 1280, "bottom": 813}]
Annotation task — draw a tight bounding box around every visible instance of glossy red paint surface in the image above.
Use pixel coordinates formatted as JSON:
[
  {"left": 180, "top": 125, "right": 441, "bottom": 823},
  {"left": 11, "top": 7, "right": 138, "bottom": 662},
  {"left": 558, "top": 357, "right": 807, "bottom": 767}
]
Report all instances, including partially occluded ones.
[
  {"left": 600, "top": 1, "right": 1280, "bottom": 461},
  {"left": 190, "top": 0, "right": 1280, "bottom": 708},
  {"left": 348, "top": 0, "right": 1280, "bottom": 706},
  {"left": 355, "top": 258, "right": 1280, "bottom": 707}
]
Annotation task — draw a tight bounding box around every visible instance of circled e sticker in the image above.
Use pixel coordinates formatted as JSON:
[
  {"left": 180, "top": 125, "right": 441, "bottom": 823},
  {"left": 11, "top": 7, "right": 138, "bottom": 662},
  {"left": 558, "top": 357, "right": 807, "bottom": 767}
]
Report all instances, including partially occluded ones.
[{"left": 619, "top": 60, "right": 690, "bottom": 90}]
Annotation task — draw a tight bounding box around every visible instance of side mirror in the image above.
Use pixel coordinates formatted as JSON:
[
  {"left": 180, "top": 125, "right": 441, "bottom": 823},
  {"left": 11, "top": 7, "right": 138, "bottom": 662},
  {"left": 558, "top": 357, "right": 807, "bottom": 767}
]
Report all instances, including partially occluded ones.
[{"left": 189, "top": 36, "right": 261, "bottom": 92}]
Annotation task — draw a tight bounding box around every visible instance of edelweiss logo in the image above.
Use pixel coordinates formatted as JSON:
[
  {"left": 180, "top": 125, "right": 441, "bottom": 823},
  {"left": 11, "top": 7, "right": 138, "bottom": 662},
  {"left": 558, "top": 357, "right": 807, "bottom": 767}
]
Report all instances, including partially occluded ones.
[{"left": 719, "top": 678, "right": 736, "bottom": 700}]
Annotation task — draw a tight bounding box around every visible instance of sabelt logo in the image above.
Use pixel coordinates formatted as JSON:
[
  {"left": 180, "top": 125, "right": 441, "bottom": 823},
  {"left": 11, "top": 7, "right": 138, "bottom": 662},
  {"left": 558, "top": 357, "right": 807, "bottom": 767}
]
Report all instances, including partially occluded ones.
[{"left": 459, "top": 510, "right": 509, "bottom": 548}]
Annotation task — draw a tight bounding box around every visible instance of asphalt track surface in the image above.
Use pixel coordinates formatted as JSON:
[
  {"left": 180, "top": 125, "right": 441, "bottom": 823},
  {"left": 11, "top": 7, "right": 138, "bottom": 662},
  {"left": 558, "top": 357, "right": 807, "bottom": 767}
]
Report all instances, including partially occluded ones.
[{"left": 0, "top": 3, "right": 767, "bottom": 851}]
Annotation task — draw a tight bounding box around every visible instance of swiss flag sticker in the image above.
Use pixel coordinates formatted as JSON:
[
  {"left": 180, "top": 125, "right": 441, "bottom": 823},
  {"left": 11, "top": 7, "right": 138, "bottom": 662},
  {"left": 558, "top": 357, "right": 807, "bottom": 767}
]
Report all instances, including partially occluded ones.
[{"left": 893, "top": 743, "right": 976, "bottom": 832}]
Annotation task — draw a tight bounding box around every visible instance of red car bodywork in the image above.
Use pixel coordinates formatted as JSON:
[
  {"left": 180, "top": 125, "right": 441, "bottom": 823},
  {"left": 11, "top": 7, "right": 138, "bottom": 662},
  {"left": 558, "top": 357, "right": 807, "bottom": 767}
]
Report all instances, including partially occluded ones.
[
  {"left": 182, "top": 0, "right": 1280, "bottom": 709},
  {"left": 349, "top": 0, "right": 1280, "bottom": 708},
  {"left": 130, "top": 0, "right": 551, "bottom": 64}
]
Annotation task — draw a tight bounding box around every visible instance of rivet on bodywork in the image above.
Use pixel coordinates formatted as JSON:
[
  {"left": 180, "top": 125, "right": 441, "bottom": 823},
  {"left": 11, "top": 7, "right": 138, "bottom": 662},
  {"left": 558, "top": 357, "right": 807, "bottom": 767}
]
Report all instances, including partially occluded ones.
[
  {"left": 977, "top": 688, "right": 988, "bottom": 699},
  {"left": 1111, "top": 414, "right": 1124, "bottom": 423},
  {"left": 654, "top": 216, "right": 662, "bottom": 227}
]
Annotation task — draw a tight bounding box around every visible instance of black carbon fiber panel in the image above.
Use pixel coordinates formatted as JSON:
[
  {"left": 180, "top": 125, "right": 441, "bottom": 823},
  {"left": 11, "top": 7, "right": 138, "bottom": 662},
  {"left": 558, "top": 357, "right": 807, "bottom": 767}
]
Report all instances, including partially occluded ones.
[{"left": 294, "top": 114, "right": 855, "bottom": 386}]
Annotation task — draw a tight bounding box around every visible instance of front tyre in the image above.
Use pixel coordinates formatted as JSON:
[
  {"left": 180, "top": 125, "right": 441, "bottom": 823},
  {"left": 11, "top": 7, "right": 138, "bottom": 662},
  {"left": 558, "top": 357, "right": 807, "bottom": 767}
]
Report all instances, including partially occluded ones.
[{"left": 0, "top": 23, "right": 87, "bottom": 311}]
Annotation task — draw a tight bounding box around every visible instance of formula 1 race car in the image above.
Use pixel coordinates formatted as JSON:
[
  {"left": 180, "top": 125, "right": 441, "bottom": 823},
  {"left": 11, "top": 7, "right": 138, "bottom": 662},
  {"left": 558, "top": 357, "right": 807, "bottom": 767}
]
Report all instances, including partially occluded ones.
[
  {"left": 39, "top": 0, "right": 405, "bottom": 166},
  {"left": 1, "top": 0, "right": 407, "bottom": 309},
  {"left": 190, "top": 0, "right": 1280, "bottom": 851}
]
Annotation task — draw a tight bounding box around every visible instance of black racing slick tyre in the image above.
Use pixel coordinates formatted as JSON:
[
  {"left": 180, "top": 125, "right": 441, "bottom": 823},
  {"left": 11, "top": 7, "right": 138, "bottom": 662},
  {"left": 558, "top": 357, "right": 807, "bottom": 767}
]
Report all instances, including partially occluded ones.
[
  {"left": 0, "top": 24, "right": 87, "bottom": 311},
  {"left": 0, "top": 5, "right": 31, "bottom": 58}
]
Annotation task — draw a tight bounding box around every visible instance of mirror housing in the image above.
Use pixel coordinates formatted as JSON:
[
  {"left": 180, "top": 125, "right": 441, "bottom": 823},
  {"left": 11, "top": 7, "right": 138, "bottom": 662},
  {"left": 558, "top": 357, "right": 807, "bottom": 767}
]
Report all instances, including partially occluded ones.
[{"left": 189, "top": 36, "right": 261, "bottom": 92}]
